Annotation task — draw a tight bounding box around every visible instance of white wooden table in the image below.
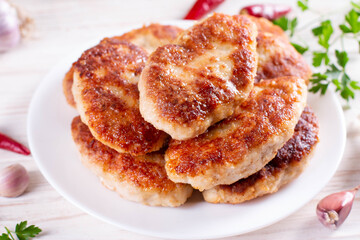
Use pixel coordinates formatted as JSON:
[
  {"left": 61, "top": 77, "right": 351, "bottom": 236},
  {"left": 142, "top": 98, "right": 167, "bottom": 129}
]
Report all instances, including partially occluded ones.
[{"left": 1, "top": 0, "right": 360, "bottom": 239}]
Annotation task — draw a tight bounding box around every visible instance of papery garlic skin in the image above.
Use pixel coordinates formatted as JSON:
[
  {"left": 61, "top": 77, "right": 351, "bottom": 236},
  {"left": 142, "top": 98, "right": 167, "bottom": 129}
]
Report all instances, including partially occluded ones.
[
  {"left": 0, "top": 0, "right": 21, "bottom": 52},
  {"left": 0, "top": 163, "right": 29, "bottom": 197}
]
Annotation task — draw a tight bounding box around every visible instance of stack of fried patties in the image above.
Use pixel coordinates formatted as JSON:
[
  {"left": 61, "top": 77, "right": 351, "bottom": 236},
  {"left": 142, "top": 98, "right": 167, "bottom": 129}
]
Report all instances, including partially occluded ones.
[{"left": 63, "top": 13, "right": 319, "bottom": 207}]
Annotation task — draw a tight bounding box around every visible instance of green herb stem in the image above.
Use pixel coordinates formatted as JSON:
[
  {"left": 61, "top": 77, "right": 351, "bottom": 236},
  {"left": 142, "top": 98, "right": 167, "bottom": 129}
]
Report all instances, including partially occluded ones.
[
  {"left": 341, "top": 34, "right": 345, "bottom": 51},
  {"left": 329, "top": 34, "right": 342, "bottom": 47},
  {"left": 296, "top": 16, "right": 323, "bottom": 33},
  {"left": 4, "top": 228, "right": 15, "bottom": 240}
]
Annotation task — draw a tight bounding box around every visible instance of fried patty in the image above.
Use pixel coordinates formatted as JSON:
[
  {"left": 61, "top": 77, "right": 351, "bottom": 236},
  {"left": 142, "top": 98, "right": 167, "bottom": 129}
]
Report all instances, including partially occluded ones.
[
  {"left": 248, "top": 16, "right": 312, "bottom": 83},
  {"left": 71, "top": 116, "right": 193, "bottom": 207},
  {"left": 203, "top": 106, "right": 319, "bottom": 203},
  {"left": 139, "top": 13, "right": 258, "bottom": 140},
  {"left": 72, "top": 38, "right": 168, "bottom": 155},
  {"left": 165, "top": 76, "right": 307, "bottom": 191},
  {"left": 63, "top": 63, "right": 76, "bottom": 107},
  {"left": 63, "top": 24, "right": 183, "bottom": 108}
]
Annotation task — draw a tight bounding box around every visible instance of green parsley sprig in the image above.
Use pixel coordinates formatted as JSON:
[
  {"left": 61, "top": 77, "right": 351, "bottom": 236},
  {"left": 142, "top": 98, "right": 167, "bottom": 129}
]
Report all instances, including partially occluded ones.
[
  {"left": 0, "top": 221, "right": 42, "bottom": 240},
  {"left": 273, "top": 0, "right": 360, "bottom": 101}
]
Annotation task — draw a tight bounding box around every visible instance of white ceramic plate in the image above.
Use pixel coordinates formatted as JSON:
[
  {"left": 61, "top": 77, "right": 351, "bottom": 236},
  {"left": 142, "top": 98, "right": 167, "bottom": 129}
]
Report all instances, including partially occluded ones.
[{"left": 27, "top": 21, "right": 346, "bottom": 239}]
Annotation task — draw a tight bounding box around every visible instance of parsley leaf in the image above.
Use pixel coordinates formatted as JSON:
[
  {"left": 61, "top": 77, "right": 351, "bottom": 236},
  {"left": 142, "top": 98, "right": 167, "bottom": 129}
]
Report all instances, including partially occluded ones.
[
  {"left": 350, "top": 80, "right": 360, "bottom": 89},
  {"left": 297, "top": 0, "right": 309, "bottom": 11},
  {"left": 312, "top": 25, "right": 323, "bottom": 36},
  {"left": 335, "top": 50, "right": 349, "bottom": 68},
  {"left": 15, "top": 221, "right": 28, "bottom": 233},
  {"left": 339, "top": 24, "right": 352, "bottom": 33},
  {"left": 290, "top": 18, "right": 298, "bottom": 36},
  {"left": 0, "top": 234, "right": 11, "bottom": 240},
  {"left": 15, "top": 221, "right": 42, "bottom": 240},
  {"left": 332, "top": 79, "right": 342, "bottom": 91},
  {"left": 325, "top": 64, "right": 342, "bottom": 79},
  {"left": 340, "top": 8, "right": 360, "bottom": 34},
  {"left": 273, "top": 17, "right": 298, "bottom": 37},
  {"left": 312, "top": 51, "right": 330, "bottom": 66},
  {"left": 312, "top": 20, "right": 333, "bottom": 49},
  {"left": 309, "top": 73, "right": 329, "bottom": 95},
  {"left": 273, "top": 16, "right": 289, "bottom": 31},
  {"left": 291, "top": 42, "right": 309, "bottom": 54},
  {"left": 311, "top": 62, "right": 358, "bottom": 101},
  {"left": 340, "top": 73, "right": 355, "bottom": 100},
  {"left": 346, "top": 9, "right": 360, "bottom": 33},
  {"left": 1, "top": 221, "right": 42, "bottom": 240}
]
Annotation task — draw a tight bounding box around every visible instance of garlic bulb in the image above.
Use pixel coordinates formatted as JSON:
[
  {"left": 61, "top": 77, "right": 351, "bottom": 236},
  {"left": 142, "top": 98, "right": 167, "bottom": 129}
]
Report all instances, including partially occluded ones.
[
  {"left": 0, "top": 0, "right": 21, "bottom": 52},
  {"left": 0, "top": 163, "right": 29, "bottom": 197}
]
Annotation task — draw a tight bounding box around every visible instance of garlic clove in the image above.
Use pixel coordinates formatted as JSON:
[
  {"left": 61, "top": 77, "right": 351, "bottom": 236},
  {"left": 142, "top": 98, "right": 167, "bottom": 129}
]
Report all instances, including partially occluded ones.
[
  {"left": 0, "top": 0, "right": 21, "bottom": 52},
  {"left": 0, "top": 23, "right": 21, "bottom": 51},
  {"left": 0, "top": 163, "right": 29, "bottom": 198},
  {"left": 316, "top": 189, "right": 357, "bottom": 229}
]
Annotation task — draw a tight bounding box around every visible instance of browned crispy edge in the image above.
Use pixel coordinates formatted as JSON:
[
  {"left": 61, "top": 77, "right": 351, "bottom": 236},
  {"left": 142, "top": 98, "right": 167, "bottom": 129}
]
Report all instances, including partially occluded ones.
[
  {"left": 71, "top": 116, "right": 180, "bottom": 192},
  {"left": 62, "top": 24, "right": 183, "bottom": 108},
  {"left": 205, "top": 106, "right": 319, "bottom": 203}
]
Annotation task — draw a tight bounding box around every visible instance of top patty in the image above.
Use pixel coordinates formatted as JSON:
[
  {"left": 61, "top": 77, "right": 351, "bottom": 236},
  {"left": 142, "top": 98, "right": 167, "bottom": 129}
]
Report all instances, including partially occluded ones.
[{"left": 139, "top": 13, "right": 258, "bottom": 140}]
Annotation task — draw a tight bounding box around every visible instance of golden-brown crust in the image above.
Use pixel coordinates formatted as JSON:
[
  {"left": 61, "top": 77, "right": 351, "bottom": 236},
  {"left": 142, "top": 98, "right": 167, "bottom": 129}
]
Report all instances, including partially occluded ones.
[
  {"left": 256, "top": 31, "right": 312, "bottom": 83},
  {"left": 62, "top": 65, "right": 76, "bottom": 108},
  {"left": 247, "top": 16, "right": 312, "bottom": 83},
  {"left": 73, "top": 39, "right": 168, "bottom": 155},
  {"left": 139, "top": 13, "right": 258, "bottom": 140},
  {"left": 110, "top": 23, "right": 183, "bottom": 53},
  {"left": 204, "top": 106, "right": 319, "bottom": 203},
  {"left": 63, "top": 24, "right": 183, "bottom": 108},
  {"left": 71, "top": 116, "right": 174, "bottom": 190},
  {"left": 71, "top": 116, "right": 193, "bottom": 206},
  {"left": 165, "top": 76, "right": 307, "bottom": 190}
]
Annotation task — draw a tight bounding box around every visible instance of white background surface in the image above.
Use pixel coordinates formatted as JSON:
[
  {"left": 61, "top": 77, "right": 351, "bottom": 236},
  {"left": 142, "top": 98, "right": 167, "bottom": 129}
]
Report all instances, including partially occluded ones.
[{"left": 1, "top": 0, "right": 360, "bottom": 239}]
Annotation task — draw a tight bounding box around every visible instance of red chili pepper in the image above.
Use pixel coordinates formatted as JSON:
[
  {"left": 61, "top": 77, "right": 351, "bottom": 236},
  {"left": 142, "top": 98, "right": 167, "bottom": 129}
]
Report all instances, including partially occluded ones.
[
  {"left": 184, "top": 0, "right": 225, "bottom": 20},
  {"left": 240, "top": 4, "right": 292, "bottom": 21},
  {"left": 0, "top": 132, "right": 31, "bottom": 155}
]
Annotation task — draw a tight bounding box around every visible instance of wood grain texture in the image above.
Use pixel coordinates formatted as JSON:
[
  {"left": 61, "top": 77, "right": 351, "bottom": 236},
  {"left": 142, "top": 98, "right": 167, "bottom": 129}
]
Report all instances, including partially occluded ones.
[{"left": 0, "top": 0, "right": 359, "bottom": 239}]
